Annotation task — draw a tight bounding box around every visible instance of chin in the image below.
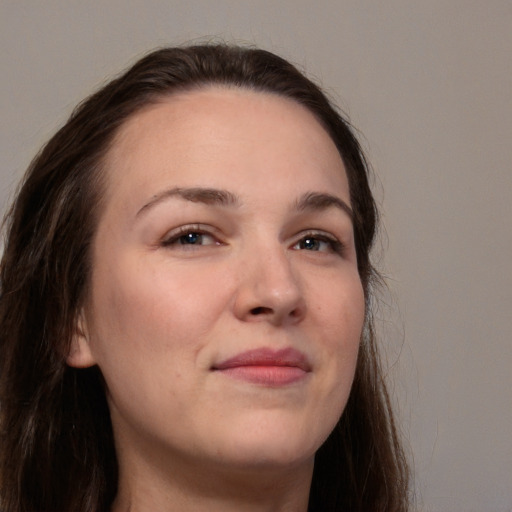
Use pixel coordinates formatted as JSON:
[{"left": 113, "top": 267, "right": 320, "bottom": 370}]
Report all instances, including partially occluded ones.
[
  {"left": 219, "top": 443, "right": 316, "bottom": 473},
  {"left": 212, "top": 415, "right": 328, "bottom": 470}
]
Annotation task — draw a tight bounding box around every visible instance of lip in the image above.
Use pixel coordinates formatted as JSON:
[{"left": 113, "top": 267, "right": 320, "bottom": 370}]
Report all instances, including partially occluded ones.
[{"left": 212, "top": 347, "right": 311, "bottom": 386}]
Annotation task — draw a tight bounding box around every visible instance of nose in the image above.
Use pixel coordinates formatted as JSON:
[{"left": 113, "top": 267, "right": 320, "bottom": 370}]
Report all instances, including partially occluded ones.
[{"left": 233, "top": 243, "right": 306, "bottom": 326}]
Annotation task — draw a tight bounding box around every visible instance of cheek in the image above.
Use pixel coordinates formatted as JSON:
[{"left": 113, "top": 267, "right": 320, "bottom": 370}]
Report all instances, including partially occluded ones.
[
  {"left": 83, "top": 264, "right": 206, "bottom": 425},
  {"left": 313, "top": 270, "right": 365, "bottom": 400},
  {"left": 86, "top": 256, "right": 232, "bottom": 370},
  {"left": 316, "top": 270, "right": 365, "bottom": 348}
]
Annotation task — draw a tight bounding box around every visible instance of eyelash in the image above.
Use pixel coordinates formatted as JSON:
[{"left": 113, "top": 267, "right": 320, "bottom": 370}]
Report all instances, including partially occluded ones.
[
  {"left": 292, "top": 231, "right": 344, "bottom": 255},
  {"left": 161, "top": 226, "right": 344, "bottom": 255},
  {"left": 161, "top": 224, "right": 221, "bottom": 248}
]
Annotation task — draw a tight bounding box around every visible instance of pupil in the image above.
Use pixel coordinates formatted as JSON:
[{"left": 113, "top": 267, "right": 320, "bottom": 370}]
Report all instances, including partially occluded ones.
[
  {"left": 302, "top": 238, "right": 318, "bottom": 250},
  {"left": 182, "top": 233, "right": 200, "bottom": 244}
]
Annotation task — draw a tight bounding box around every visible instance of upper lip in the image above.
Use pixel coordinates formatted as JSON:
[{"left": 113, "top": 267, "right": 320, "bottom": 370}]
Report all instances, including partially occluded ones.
[{"left": 212, "top": 347, "right": 311, "bottom": 372}]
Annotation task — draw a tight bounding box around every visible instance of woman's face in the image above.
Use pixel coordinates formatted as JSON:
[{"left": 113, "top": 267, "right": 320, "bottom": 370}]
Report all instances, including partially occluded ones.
[{"left": 69, "top": 88, "right": 365, "bottom": 476}]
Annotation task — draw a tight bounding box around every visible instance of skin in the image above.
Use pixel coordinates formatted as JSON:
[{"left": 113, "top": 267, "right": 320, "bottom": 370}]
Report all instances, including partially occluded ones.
[{"left": 68, "top": 87, "right": 365, "bottom": 512}]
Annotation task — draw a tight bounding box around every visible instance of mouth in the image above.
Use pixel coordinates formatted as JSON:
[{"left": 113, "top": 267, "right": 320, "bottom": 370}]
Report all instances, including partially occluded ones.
[{"left": 212, "top": 347, "right": 311, "bottom": 386}]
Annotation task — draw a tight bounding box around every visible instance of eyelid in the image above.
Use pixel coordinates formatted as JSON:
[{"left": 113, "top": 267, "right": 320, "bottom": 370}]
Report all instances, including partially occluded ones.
[
  {"left": 161, "top": 224, "right": 223, "bottom": 247},
  {"left": 291, "top": 229, "right": 345, "bottom": 254}
]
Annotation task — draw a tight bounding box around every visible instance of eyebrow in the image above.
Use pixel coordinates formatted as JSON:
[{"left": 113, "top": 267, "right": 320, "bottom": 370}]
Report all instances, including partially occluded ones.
[
  {"left": 295, "top": 192, "right": 353, "bottom": 221},
  {"left": 136, "top": 187, "right": 240, "bottom": 217},
  {"left": 136, "top": 187, "right": 353, "bottom": 221}
]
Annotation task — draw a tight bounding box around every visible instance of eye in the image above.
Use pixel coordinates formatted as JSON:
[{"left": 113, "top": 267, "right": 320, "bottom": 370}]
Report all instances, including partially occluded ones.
[
  {"left": 292, "top": 232, "right": 343, "bottom": 254},
  {"left": 161, "top": 225, "right": 221, "bottom": 248}
]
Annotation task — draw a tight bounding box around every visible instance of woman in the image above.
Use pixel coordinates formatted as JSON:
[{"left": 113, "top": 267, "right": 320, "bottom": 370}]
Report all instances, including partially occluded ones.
[{"left": 0, "top": 44, "right": 409, "bottom": 511}]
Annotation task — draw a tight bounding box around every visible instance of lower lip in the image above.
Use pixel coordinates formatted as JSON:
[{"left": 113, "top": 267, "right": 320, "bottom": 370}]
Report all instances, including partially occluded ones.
[{"left": 215, "top": 366, "right": 307, "bottom": 385}]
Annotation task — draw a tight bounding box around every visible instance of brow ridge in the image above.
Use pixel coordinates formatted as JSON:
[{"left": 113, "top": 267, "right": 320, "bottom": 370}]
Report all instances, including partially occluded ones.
[
  {"left": 137, "top": 187, "right": 240, "bottom": 217},
  {"left": 295, "top": 191, "right": 353, "bottom": 220}
]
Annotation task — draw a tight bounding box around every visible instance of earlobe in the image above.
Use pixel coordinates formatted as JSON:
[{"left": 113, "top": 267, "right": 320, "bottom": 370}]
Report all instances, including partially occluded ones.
[{"left": 67, "top": 310, "right": 96, "bottom": 368}]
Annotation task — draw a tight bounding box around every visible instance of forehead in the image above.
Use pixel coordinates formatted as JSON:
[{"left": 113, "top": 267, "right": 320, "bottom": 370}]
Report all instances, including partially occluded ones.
[{"left": 101, "top": 87, "right": 348, "bottom": 211}]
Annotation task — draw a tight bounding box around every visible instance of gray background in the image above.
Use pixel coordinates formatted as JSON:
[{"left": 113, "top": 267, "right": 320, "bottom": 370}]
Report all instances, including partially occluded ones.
[{"left": 1, "top": 2, "right": 511, "bottom": 511}]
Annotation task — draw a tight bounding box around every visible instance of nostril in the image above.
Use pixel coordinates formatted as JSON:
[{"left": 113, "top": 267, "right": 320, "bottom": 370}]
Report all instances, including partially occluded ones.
[
  {"left": 289, "top": 308, "right": 301, "bottom": 318},
  {"left": 250, "top": 306, "right": 272, "bottom": 316}
]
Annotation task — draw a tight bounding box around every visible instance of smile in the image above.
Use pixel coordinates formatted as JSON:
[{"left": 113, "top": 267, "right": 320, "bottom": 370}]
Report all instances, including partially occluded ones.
[{"left": 212, "top": 347, "right": 311, "bottom": 386}]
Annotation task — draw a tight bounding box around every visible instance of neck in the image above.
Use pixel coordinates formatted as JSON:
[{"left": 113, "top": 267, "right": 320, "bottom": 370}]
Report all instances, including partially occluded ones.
[{"left": 111, "top": 447, "right": 313, "bottom": 512}]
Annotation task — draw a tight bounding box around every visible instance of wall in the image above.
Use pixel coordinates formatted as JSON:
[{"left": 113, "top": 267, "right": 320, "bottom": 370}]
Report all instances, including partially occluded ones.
[{"left": 1, "top": 2, "right": 511, "bottom": 510}]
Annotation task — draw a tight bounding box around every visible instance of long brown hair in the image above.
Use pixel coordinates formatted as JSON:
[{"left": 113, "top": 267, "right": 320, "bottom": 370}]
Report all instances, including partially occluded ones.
[{"left": 0, "top": 44, "right": 409, "bottom": 511}]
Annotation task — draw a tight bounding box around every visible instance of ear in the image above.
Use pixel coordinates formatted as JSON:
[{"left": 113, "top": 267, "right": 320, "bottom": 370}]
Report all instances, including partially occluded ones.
[{"left": 67, "top": 309, "right": 97, "bottom": 368}]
